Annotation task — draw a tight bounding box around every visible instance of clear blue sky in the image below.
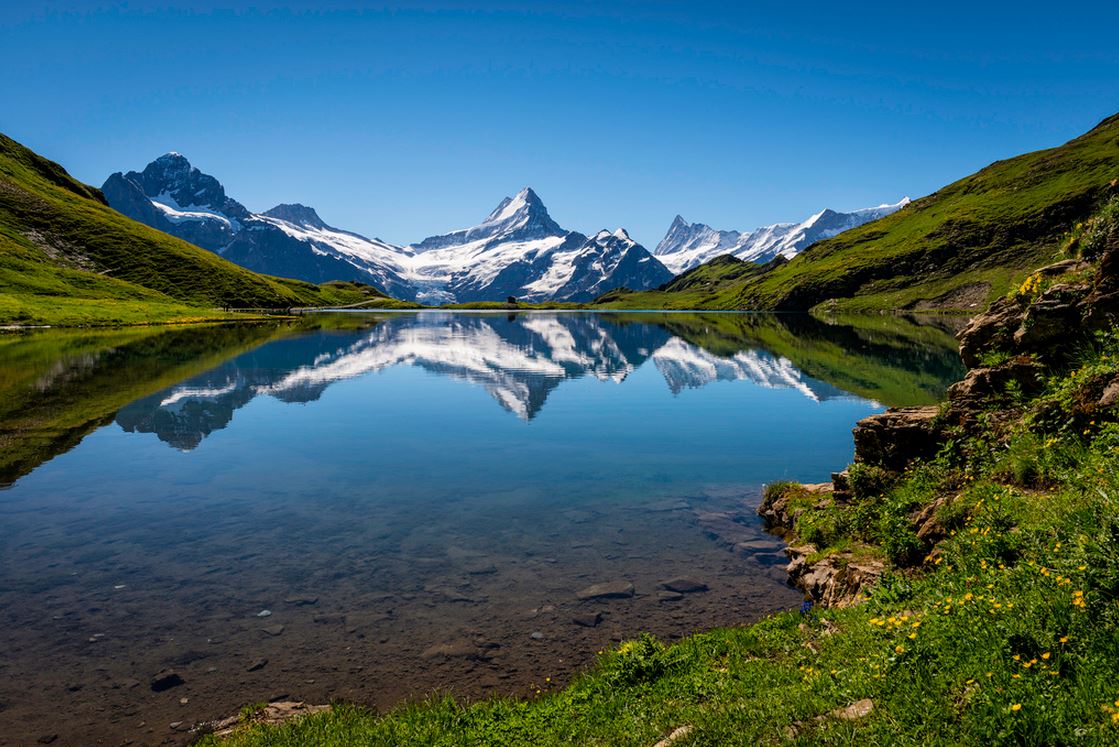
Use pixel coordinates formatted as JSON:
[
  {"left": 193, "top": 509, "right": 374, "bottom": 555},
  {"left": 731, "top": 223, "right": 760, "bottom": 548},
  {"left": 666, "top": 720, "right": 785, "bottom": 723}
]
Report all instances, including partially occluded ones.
[{"left": 3, "top": 1, "right": 1118, "bottom": 248}]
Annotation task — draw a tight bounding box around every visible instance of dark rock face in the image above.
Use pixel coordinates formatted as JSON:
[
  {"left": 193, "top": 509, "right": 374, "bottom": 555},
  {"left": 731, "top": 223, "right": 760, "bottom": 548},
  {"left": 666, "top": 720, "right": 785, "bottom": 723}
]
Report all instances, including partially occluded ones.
[
  {"left": 852, "top": 406, "right": 941, "bottom": 471},
  {"left": 262, "top": 203, "right": 327, "bottom": 228},
  {"left": 103, "top": 153, "right": 418, "bottom": 299},
  {"left": 136, "top": 153, "right": 249, "bottom": 221},
  {"left": 958, "top": 254, "right": 1118, "bottom": 368},
  {"left": 104, "top": 153, "right": 250, "bottom": 253}
]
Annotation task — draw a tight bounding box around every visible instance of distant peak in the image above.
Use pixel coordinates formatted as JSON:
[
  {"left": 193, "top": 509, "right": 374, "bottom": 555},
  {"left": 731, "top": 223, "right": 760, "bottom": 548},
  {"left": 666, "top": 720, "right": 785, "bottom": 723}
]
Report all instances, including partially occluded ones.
[
  {"left": 263, "top": 203, "right": 325, "bottom": 228},
  {"left": 670, "top": 214, "right": 688, "bottom": 228},
  {"left": 484, "top": 186, "right": 552, "bottom": 225},
  {"left": 154, "top": 151, "right": 189, "bottom": 165}
]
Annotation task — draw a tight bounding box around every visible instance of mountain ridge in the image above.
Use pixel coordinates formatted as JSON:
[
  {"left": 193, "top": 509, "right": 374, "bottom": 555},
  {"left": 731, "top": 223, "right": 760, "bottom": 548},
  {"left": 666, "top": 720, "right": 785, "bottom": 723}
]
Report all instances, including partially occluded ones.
[
  {"left": 653, "top": 199, "right": 910, "bottom": 274},
  {"left": 104, "top": 162, "right": 676, "bottom": 304},
  {"left": 597, "top": 114, "right": 1119, "bottom": 313}
]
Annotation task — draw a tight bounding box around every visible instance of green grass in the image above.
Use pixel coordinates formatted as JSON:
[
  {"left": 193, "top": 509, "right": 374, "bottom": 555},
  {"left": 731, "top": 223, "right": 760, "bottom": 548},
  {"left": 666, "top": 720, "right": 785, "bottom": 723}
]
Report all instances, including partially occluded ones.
[
  {"left": 199, "top": 321, "right": 1119, "bottom": 746},
  {"left": 0, "top": 132, "right": 382, "bottom": 325},
  {"left": 597, "top": 114, "right": 1119, "bottom": 314}
]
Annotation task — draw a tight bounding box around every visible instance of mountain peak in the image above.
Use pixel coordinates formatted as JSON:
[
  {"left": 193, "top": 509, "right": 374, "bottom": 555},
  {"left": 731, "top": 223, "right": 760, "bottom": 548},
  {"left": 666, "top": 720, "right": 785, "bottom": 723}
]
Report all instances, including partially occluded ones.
[
  {"left": 151, "top": 151, "right": 191, "bottom": 170},
  {"left": 484, "top": 186, "right": 550, "bottom": 225},
  {"left": 263, "top": 203, "right": 326, "bottom": 228}
]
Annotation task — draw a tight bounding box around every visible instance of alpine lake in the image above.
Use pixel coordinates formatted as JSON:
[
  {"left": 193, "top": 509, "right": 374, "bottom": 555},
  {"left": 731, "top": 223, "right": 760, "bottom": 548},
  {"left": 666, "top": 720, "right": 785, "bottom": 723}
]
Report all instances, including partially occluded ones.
[{"left": 0, "top": 311, "right": 965, "bottom": 746}]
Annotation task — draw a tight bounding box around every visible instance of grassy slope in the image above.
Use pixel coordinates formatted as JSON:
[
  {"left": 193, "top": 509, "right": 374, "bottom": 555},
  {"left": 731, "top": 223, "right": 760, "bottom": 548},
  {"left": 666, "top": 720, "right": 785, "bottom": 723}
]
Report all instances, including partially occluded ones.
[
  {"left": 0, "top": 132, "right": 382, "bottom": 325},
  {"left": 597, "top": 115, "right": 1119, "bottom": 313}
]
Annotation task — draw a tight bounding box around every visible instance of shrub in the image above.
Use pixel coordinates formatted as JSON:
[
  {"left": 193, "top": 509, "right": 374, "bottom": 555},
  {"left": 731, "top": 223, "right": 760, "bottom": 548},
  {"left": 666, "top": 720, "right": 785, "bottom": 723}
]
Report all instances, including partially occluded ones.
[
  {"left": 1080, "top": 195, "right": 1119, "bottom": 259},
  {"left": 848, "top": 463, "right": 897, "bottom": 501}
]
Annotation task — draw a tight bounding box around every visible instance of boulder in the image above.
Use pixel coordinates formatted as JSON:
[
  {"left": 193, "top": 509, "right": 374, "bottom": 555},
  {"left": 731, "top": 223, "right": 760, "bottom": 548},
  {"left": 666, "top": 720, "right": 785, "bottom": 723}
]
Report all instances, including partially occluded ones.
[
  {"left": 830, "top": 698, "right": 875, "bottom": 721},
  {"left": 1099, "top": 376, "right": 1119, "bottom": 408},
  {"left": 785, "top": 546, "right": 883, "bottom": 608},
  {"left": 946, "top": 358, "right": 1045, "bottom": 414}
]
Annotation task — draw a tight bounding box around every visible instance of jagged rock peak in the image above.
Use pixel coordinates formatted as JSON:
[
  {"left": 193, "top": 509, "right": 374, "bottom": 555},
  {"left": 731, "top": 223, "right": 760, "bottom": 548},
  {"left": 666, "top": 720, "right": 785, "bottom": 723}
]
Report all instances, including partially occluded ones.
[
  {"left": 263, "top": 203, "right": 326, "bottom": 228},
  {"left": 483, "top": 186, "right": 551, "bottom": 224}
]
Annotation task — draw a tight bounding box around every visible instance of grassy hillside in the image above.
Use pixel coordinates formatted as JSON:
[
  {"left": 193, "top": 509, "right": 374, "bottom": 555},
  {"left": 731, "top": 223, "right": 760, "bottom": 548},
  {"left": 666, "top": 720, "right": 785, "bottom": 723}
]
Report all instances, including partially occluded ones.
[
  {"left": 598, "top": 114, "right": 1119, "bottom": 313},
  {"left": 0, "top": 132, "right": 387, "bottom": 325}
]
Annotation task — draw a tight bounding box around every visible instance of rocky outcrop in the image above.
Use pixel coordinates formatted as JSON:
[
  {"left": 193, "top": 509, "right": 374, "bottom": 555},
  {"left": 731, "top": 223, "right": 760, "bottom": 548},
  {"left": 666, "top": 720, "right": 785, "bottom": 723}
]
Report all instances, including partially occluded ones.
[
  {"left": 758, "top": 244, "right": 1119, "bottom": 609},
  {"left": 944, "top": 358, "right": 1045, "bottom": 415},
  {"left": 852, "top": 406, "right": 941, "bottom": 471},
  {"left": 958, "top": 254, "right": 1117, "bottom": 368},
  {"left": 784, "top": 546, "right": 883, "bottom": 608},
  {"left": 759, "top": 483, "right": 881, "bottom": 607}
]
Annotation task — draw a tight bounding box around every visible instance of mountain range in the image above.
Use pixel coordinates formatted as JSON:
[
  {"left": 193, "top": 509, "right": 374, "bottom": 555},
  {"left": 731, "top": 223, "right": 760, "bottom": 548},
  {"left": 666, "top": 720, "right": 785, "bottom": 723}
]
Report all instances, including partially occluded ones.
[
  {"left": 103, "top": 153, "right": 903, "bottom": 303},
  {"left": 103, "top": 156, "right": 677, "bottom": 303},
  {"left": 653, "top": 200, "right": 910, "bottom": 275}
]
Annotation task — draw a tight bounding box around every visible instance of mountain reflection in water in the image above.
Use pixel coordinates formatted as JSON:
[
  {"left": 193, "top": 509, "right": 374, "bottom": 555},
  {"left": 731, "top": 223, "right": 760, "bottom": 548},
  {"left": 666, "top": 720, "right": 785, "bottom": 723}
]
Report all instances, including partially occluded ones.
[{"left": 0, "top": 311, "right": 964, "bottom": 482}]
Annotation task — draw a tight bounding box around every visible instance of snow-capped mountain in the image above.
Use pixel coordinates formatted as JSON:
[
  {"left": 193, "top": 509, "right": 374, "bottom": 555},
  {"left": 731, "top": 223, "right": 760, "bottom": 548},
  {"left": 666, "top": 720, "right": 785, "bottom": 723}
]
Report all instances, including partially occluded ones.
[
  {"left": 102, "top": 154, "right": 418, "bottom": 299},
  {"left": 405, "top": 188, "right": 674, "bottom": 303},
  {"left": 103, "top": 156, "right": 672, "bottom": 303},
  {"left": 654, "top": 199, "right": 910, "bottom": 275}
]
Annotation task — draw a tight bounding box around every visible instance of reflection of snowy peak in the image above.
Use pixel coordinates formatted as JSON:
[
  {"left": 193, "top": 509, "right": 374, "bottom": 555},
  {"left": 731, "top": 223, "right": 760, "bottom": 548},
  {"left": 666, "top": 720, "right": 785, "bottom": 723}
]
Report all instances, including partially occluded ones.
[
  {"left": 651, "top": 338, "right": 846, "bottom": 400},
  {"left": 654, "top": 199, "right": 910, "bottom": 274},
  {"left": 257, "top": 315, "right": 662, "bottom": 419},
  {"left": 116, "top": 313, "right": 865, "bottom": 449}
]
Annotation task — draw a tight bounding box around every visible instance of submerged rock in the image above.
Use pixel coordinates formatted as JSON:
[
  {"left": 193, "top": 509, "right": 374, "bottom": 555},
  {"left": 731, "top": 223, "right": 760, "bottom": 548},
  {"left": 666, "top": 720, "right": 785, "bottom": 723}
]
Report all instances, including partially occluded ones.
[
  {"left": 575, "top": 581, "right": 635, "bottom": 601},
  {"left": 149, "top": 670, "right": 184, "bottom": 692},
  {"left": 261, "top": 624, "right": 285, "bottom": 637},
  {"left": 657, "top": 577, "right": 708, "bottom": 594},
  {"left": 284, "top": 595, "right": 319, "bottom": 606},
  {"left": 421, "top": 640, "right": 492, "bottom": 661},
  {"left": 571, "top": 612, "right": 603, "bottom": 627}
]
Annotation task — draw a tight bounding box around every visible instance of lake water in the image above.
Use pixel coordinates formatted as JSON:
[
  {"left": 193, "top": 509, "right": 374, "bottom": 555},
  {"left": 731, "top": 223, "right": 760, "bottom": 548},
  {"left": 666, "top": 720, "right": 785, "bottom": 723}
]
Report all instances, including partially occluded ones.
[{"left": 0, "top": 311, "right": 964, "bottom": 745}]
